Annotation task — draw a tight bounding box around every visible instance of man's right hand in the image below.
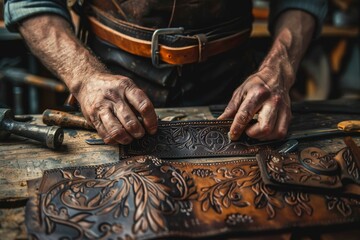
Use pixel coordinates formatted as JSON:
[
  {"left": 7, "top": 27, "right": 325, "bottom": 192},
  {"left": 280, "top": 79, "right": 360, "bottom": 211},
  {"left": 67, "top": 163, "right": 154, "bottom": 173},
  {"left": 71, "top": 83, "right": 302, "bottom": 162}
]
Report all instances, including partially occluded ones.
[
  {"left": 18, "top": 15, "right": 158, "bottom": 145},
  {"left": 75, "top": 73, "right": 158, "bottom": 145}
]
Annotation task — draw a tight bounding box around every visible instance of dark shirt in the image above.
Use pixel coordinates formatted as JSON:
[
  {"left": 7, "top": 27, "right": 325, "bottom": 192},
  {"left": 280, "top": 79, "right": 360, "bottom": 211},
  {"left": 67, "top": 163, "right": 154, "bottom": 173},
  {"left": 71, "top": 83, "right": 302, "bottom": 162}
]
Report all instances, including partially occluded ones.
[{"left": 5, "top": 0, "right": 327, "bottom": 37}]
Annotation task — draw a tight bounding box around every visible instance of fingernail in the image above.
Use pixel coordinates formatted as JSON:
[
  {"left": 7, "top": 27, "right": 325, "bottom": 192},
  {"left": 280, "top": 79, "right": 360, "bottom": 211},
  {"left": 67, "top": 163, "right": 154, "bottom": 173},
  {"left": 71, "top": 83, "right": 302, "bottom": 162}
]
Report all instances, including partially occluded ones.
[{"left": 229, "top": 131, "right": 238, "bottom": 141}]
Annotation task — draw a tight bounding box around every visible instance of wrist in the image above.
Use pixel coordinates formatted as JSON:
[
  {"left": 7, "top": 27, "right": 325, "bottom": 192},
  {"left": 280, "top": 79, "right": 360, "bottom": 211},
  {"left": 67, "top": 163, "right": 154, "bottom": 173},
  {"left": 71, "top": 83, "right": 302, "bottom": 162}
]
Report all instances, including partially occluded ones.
[{"left": 259, "top": 40, "right": 296, "bottom": 90}]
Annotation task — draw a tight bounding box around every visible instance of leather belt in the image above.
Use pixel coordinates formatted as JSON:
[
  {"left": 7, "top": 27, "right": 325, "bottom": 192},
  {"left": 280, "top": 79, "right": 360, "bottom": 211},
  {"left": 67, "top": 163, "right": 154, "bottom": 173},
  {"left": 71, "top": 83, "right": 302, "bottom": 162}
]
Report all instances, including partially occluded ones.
[
  {"left": 120, "top": 120, "right": 259, "bottom": 159},
  {"left": 88, "top": 16, "right": 251, "bottom": 68}
]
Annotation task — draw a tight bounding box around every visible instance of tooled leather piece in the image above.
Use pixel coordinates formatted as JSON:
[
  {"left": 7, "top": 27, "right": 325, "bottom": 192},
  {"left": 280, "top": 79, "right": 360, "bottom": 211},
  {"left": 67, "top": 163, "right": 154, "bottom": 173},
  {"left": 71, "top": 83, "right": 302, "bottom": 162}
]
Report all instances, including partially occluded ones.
[
  {"left": 257, "top": 147, "right": 360, "bottom": 195},
  {"left": 26, "top": 155, "right": 360, "bottom": 239},
  {"left": 120, "top": 120, "right": 260, "bottom": 159}
]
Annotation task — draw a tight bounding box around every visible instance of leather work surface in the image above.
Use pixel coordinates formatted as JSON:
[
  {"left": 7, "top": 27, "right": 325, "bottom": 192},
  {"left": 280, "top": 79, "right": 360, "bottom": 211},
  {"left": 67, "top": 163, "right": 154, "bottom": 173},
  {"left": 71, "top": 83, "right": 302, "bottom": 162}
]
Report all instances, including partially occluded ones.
[
  {"left": 26, "top": 147, "right": 360, "bottom": 239},
  {"left": 120, "top": 120, "right": 260, "bottom": 159}
]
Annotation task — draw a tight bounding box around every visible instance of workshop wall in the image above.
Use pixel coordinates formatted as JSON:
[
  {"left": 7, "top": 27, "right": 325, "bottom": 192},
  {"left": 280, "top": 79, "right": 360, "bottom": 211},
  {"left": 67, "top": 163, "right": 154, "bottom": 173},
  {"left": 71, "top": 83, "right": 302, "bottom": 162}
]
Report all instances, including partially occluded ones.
[{"left": 0, "top": 0, "right": 359, "bottom": 114}]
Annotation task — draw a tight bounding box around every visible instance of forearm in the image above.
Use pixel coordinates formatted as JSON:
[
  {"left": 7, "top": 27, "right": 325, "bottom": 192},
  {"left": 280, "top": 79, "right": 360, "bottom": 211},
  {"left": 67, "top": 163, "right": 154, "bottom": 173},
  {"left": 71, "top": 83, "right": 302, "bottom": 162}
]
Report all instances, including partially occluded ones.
[
  {"left": 18, "top": 14, "right": 108, "bottom": 95},
  {"left": 260, "top": 10, "right": 316, "bottom": 89}
]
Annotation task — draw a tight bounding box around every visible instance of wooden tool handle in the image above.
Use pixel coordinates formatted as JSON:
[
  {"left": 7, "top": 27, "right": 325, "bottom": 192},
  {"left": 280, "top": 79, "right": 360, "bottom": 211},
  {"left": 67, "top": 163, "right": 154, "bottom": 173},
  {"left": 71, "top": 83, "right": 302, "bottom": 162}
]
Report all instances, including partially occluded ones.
[
  {"left": 42, "top": 109, "right": 94, "bottom": 130},
  {"left": 337, "top": 120, "right": 360, "bottom": 132}
]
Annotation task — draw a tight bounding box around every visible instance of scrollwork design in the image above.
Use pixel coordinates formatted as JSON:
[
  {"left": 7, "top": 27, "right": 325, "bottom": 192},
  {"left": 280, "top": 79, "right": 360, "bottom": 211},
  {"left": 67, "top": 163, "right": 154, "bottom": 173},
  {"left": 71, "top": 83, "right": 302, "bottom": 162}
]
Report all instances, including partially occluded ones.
[
  {"left": 325, "top": 196, "right": 360, "bottom": 217},
  {"left": 123, "top": 122, "right": 258, "bottom": 158},
  {"left": 251, "top": 181, "right": 284, "bottom": 219},
  {"left": 40, "top": 156, "right": 197, "bottom": 239},
  {"left": 342, "top": 148, "right": 360, "bottom": 181},
  {"left": 198, "top": 164, "right": 259, "bottom": 214},
  {"left": 284, "top": 192, "right": 312, "bottom": 217}
]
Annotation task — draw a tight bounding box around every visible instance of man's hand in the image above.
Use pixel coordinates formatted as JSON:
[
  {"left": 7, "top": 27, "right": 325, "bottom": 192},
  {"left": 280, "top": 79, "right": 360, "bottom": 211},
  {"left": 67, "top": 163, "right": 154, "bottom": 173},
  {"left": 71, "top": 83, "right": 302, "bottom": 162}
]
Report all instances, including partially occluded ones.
[
  {"left": 218, "top": 59, "right": 294, "bottom": 141},
  {"left": 76, "top": 74, "right": 157, "bottom": 144},
  {"left": 18, "top": 14, "right": 158, "bottom": 144},
  {"left": 219, "top": 10, "right": 316, "bottom": 141}
]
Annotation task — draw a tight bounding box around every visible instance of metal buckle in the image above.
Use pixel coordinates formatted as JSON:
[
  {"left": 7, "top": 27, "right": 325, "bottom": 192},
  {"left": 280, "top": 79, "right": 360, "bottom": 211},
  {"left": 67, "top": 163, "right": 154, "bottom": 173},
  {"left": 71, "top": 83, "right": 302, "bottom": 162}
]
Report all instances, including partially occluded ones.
[{"left": 151, "top": 27, "right": 184, "bottom": 68}]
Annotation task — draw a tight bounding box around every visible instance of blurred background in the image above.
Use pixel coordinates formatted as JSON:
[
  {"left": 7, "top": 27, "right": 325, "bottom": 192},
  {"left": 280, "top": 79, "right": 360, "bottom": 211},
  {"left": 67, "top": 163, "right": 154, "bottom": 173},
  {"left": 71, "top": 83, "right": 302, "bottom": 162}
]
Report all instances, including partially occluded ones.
[{"left": 0, "top": 0, "right": 359, "bottom": 115}]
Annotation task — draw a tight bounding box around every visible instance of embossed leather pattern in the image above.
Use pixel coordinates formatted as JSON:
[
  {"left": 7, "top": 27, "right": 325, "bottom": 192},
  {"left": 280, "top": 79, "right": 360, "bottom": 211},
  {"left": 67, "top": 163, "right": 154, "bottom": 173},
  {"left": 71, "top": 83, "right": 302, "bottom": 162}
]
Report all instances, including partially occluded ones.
[
  {"left": 26, "top": 154, "right": 360, "bottom": 239},
  {"left": 120, "top": 120, "right": 259, "bottom": 159},
  {"left": 257, "top": 147, "right": 360, "bottom": 195}
]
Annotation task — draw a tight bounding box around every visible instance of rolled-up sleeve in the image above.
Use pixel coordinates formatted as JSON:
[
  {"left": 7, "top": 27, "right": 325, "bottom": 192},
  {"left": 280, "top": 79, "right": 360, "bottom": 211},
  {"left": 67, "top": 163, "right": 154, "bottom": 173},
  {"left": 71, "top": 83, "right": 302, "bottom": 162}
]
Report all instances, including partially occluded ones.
[
  {"left": 269, "top": 0, "right": 328, "bottom": 38},
  {"left": 4, "top": 0, "right": 71, "bottom": 32}
]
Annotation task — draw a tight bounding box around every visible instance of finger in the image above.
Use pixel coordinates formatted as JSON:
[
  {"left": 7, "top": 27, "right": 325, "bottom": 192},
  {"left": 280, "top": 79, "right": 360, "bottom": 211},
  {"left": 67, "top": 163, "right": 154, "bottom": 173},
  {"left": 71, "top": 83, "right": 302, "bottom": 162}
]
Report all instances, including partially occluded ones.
[
  {"left": 89, "top": 114, "right": 116, "bottom": 145},
  {"left": 229, "top": 92, "right": 267, "bottom": 141},
  {"left": 218, "top": 91, "right": 243, "bottom": 120},
  {"left": 99, "top": 108, "right": 133, "bottom": 144},
  {"left": 113, "top": 101, "right": 146, "bottom": 139},
  {"left": 245, "top": 103, "right": 278, "bottom": 140},
  {"left": 125, "top": 87, "right": 158, "bottom": 135},
  {"left": 267, "top": 106, "right": 291, "bottom": 141}
]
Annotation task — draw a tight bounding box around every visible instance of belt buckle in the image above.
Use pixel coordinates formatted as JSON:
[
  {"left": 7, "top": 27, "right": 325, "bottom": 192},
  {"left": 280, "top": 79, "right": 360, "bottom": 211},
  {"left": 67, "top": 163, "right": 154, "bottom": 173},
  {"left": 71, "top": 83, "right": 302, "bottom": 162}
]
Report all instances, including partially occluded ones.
[{"left": 151, "top": 27, "right": 184, "bottom": 68}]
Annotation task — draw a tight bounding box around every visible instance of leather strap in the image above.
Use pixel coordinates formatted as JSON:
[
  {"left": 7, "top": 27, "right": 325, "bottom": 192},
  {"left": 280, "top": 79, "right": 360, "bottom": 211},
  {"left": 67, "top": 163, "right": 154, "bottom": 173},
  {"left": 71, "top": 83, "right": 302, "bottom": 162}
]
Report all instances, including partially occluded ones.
[
  {"left": 88, "top": 16, "right": 251, "bottom": 65},
  {"left": 120, "top": 120, "right": 259, "bottom": 159},
  {"left": 257, "top": 147, "right": 360, "bottom": 196}
]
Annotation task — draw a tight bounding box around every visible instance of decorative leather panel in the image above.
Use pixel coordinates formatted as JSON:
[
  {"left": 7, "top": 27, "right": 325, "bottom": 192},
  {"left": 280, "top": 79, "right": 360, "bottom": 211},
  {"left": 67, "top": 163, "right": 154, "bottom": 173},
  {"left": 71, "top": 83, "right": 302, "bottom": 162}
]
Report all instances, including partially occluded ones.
[
  {"left": 257, "top": 147, "right": 360, "bottom": 195},
  {"left": 120, "top": 120, "right": 259, "bottom": 159},
  {"left": 26, "top": 154, "right": 360, "bottom": 239}
]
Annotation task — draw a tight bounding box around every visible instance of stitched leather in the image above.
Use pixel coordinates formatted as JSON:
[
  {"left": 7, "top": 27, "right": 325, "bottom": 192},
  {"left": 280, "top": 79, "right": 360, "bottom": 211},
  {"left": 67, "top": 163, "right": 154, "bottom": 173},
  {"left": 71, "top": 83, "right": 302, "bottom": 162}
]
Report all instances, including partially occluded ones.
[
  {"left": 26, "top": 153, "right": 360, "bottom": 239},
  {"left": 120, "top": 120, "right": 260, "bottom": 159}
]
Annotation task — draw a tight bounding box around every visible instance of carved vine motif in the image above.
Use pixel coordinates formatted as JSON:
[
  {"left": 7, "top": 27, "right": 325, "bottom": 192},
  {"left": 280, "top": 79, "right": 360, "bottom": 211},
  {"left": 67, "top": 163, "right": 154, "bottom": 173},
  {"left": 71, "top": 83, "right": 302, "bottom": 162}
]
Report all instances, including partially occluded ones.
[
  {"left": 326, "top": 196, "right": 360, "bottom": 217},
  {"left": 40, "top": 156, "right": 197, "bottom": 239},
  {"left": 283, "top": 192, "right": 313, "bottom": 217},
  {"left": 264, "top": 151, "right": 340, "bottom": 188},
  {"left": 198, "top": 164, "right": 259, "bottom": 214},
  {"left": 342, "top": 148, "right": 360, "bottom": 181},
  {"left": 251, "top": 181, "right": 284, "bottom": 219}
]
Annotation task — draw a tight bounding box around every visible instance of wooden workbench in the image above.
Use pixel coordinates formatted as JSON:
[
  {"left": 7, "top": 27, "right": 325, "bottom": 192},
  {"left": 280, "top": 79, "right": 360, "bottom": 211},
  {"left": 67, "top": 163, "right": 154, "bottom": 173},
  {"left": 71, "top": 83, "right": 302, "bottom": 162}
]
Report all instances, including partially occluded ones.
[{"left": 0, "top": 106, "right": 359, "bottom": 239}]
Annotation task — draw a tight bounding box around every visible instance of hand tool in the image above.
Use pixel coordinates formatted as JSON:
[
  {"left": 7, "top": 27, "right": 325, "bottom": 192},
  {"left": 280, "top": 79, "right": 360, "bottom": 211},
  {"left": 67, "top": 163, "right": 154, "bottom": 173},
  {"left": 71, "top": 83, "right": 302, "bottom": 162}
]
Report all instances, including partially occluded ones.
[
  {"left": 276, "top": 139, "right": 299, "bottom": 153},
  {"left": 0, "top": 108, "right": 63, "bottom": 149},
  {"left": 245, "top": 120, "right": 360, "bottom": 146},
  {"left": 85, "top": 120, "right": 360, "bottom": 146},
  {"left": 42, "top": 109, "right": 93, "bottom": 130}
]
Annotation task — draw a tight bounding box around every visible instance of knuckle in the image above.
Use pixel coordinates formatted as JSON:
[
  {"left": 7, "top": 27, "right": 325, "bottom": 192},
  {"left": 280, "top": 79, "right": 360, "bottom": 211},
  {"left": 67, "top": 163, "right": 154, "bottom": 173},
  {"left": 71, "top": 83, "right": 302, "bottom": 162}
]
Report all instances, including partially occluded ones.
[
  {"left": 138, "top": 99, "right": 153, "bottom": 114},
  {"left": 125, "top": 119, "right": 138, "bottom": 129},
  {"left": 119, "top": 78, "right": 135, "bottom": 90},
  {"left": 255, "top": 86, "right": 270, "bottom": 99},
  {"left": 235, "top": 111, "right": 251, "bottom": 125},
  {"left": 260, "top": 124, "right": 272, "bottom": 135},
  {"left": 104, "top": 88, "right": 119, "bottom": 100},
  {"left": 104, "top": 128, "right": 132, "bottom": 145},
  {"left": 272, "top": 94, "right": 282, "bottom": 106}
]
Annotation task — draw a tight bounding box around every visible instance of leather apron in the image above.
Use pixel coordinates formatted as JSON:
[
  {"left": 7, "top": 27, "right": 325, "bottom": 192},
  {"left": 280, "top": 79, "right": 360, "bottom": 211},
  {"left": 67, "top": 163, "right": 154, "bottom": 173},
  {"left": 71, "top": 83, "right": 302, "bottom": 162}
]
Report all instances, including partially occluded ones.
[{"left": 82, "top": 0, "right": 255, "bottom": 107}]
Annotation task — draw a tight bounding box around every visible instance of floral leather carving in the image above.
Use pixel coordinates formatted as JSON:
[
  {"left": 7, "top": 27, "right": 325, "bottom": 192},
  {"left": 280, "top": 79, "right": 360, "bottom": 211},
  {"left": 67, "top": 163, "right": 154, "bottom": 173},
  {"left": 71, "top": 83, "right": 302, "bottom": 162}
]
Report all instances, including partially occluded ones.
[
  {"left": 26, "top": 153, "right": 360, "bottom": 239},
  {"left": 120, "top": 120, "right": 259, "bottom": 159},
  {"left": 257, "top": 147, "right": 360, "bottom": 195}
]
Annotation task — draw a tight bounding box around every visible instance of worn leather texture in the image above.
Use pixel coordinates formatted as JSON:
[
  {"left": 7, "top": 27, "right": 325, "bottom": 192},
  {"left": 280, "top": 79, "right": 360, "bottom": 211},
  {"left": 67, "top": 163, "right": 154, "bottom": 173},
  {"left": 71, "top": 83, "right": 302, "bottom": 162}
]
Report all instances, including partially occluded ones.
[
  {"left": 258, "top": 147, "right": 360, "bottom": 195},
  {"left": 120, "top": 120, "right": 260, "bottom": 159},
  {"left": 26, "top": 151, "right": 360, "bottom": 239}
]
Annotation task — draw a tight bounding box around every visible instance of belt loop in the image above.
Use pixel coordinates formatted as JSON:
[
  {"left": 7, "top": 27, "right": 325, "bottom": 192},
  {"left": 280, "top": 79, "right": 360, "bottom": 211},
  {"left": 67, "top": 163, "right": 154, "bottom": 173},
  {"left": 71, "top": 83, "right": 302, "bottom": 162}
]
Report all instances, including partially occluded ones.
[{"left": 195, "top": 34, "right": 208, "bottom": 62}]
